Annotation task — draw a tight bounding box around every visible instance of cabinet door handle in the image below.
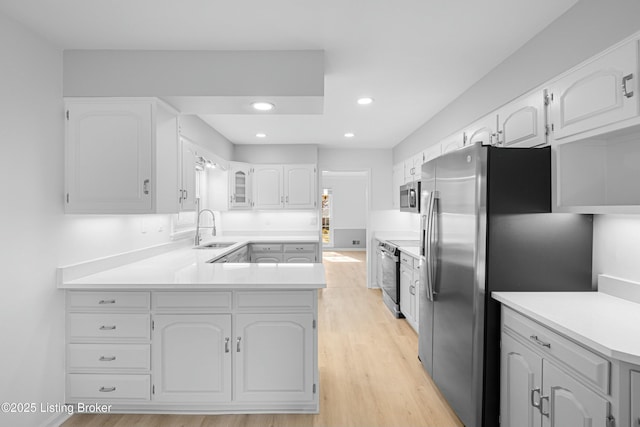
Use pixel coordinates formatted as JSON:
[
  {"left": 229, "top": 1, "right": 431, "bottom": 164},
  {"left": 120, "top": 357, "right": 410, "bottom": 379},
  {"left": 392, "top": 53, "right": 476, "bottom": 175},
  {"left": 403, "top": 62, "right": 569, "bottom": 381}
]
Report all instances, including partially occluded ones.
[
  {"left": 409, "top": 285, "right": 415, "bottom": 295},
  {"left": 225, "top": 337, "right": 230, "bottom": 353},
  {"left": 143, "top": 179, "right": 150, "bottom": 195},
  {"left": 529, "top": 335, "right": 551, "bottom": 348},
  {"left": 530, "top": 387, "right": 541, "bottom": 409},
  {"left": 98, "top": 299, "right": 116, "bottom": 305},
  {"left": 99, "top": 325, "right": 116, "bottom": 330},
  {"left": 99, "top": 356, "right": 116, "bottom": 362},
  {"left": 184, "top": 190, "right": 188, "bottom": 200},
  {"left": 236, "top": 337, "right": 242, "bottom": 352},
  {"left": 539, "top": 395, "right": 550, "bottom": 417},
  {"left": 99, "top": 386, "right": 116, "bottom": 393},
  {"left": 623, "top": 73, "right": 634, "bottom": 98}
]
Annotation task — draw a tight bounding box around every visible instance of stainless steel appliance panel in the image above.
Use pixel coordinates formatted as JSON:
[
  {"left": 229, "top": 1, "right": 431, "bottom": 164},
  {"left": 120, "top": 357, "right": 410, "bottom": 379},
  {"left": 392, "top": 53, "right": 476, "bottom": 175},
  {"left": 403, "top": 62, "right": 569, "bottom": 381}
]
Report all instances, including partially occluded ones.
[
  {"left": 418, "top": 160, "right": 436, "bottom": 375},
  {"left": 430, "top": 144, "right": 482, "bottom": 426}
]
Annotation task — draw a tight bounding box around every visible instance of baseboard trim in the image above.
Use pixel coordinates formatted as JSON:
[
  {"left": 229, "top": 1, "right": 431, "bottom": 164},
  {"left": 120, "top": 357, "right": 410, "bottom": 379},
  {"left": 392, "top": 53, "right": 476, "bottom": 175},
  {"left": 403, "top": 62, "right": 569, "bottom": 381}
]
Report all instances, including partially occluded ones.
[{"left": 40, "top": 412, "right": 72, "bottom": 427}]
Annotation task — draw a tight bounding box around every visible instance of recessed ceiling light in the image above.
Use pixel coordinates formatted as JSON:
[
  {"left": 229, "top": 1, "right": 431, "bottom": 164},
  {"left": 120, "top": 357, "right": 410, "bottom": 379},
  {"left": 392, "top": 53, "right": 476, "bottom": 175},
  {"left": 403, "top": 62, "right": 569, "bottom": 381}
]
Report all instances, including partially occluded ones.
[
  {"left": 344, "top": 132, "right": 355, "bottom": 138},
  {"left": 357, "top": 97, "right": 374, "bottom": 105},
  {"left": 251, "top": 102, "right": 275, "bottom": 111},
  {"left": 256, "top": 133, "right": 267, "bottom": 138}
]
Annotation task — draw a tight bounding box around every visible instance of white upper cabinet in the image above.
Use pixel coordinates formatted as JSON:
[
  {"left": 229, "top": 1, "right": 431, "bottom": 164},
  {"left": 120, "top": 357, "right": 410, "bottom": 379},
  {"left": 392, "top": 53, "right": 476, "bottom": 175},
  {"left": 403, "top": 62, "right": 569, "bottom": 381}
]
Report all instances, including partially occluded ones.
[
  {"left": 423, "top": 143, "right": 441, "bottom": 164},
  {"left": 547, "top": 39, "right": 639, "bottom": 142},
  {"left": 251, "top": 164, "right": 316, "bottom": 210},
  {"left": 65, "top": 99, "right": 155, "bottom": 213},
  {"left": 465, "top": 114, "right": 497, "bottom": 146},
  {"left": 228, "top": 161, "right": 252, "bottom": 209},
  {"left": 496, "top": 90, "right": 547, "bottom": 148},
  {"left": 253, "top": 165, "right": 284, "bottom": 209},
  {"left": 178, "top": 138, "right": 198, "bottom": 211},
  {"left": 441, "top": 131, "right": 466, "bottom": 154},
  {"left": 284, "top": 164, "right": 316, "bottom": 209}
]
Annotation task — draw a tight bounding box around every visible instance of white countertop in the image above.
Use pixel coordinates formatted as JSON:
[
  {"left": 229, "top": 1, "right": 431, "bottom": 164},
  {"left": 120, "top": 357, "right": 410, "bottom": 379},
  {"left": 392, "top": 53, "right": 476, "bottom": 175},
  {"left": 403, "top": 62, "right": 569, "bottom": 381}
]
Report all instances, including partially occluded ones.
[
  {"left": 59, "top": 235, "right": 326, "bottom": 290},
  {"left": 493, "top": 290, "right": 640, "bottom": 365},
  {"left": 374, "top": 234, "right": 421, "bottom": 258}
]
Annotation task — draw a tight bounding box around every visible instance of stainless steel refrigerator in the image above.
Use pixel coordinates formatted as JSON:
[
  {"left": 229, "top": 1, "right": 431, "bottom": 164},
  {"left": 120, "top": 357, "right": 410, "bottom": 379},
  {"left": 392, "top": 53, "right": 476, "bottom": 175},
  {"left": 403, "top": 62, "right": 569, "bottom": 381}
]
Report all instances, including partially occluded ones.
[{"left": 418, "top": 143, "right": 593, "bottom": 427}]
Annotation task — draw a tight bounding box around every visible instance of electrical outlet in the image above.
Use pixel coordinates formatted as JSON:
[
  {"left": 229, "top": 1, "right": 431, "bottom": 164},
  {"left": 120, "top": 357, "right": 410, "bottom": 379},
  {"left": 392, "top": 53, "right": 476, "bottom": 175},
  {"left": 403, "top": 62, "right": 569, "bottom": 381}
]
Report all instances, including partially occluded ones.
[{"left": 352, "top": 240, "right": 361, "bottom": 245}]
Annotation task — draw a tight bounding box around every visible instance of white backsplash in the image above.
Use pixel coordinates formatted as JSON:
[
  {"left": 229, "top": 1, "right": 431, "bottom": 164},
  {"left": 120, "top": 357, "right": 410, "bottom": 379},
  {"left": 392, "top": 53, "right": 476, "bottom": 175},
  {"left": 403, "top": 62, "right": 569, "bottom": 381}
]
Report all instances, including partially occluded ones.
[{"left": 219, "top": 210, "right": 319, "bottom": 236}]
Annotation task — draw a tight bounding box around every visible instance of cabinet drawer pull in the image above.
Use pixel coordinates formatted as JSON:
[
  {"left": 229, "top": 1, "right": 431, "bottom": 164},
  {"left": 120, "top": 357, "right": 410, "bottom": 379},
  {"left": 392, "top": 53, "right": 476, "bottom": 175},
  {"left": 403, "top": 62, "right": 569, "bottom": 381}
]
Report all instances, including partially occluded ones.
[
  {"left": 540, "top": 395, "right": 550, "bottom": 417},
  {"left": 225, "top": 337, "right": 230, "bottom": 353},
  {"left": 99, "top": 325, "right": 117, "bottom": 331},
  {"left": 409, "top": 285, "right": 416, "bottom": 295},
  {"left": 623, "top": 73, "right": 634, "bottom": 98},
  {"left": 99, "top": 386, "right": 116, "bottom": 393},
  {"left": 99, "top": 356, "right": 116, "bottom": 362},
  {"left": 530, "top": 387, "right": 541, "bottom": 409},
  {"left": 237, "top": 337, "right": 242, "bottom": 352},
  {"left": 529, "top": 335, "right": 551, "bottom": 348},
  {"left": 143, "top": 179, "right": 150, "bottom": 195},
  {"left": 98, "top": 299, "right": 116, "bottom": 305}
]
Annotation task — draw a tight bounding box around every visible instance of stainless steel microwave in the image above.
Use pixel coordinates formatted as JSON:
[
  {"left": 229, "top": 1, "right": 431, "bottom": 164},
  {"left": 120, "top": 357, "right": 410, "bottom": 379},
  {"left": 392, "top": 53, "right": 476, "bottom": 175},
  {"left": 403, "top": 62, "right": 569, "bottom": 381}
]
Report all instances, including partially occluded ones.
[{"left": 400, "top": 182, "right": 420, "bottom": 213}]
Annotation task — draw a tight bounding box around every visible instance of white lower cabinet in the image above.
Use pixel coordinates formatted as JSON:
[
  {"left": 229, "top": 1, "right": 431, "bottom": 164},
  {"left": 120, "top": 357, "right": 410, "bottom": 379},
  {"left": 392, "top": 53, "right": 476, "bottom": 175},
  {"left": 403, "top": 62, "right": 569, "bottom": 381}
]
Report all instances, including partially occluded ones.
[
  {"left": 66, "top": 289, "right": 319, "bottom": 413},
  {"left": 631, "top": 371, "right": 640, "bottom": 427},
  {"left": 500, "top": 307, "right": 613, "bottom": 427},
  {"left": 399, "top": 251, "right": 419, "bottom": 333},
  {"left": 235, "top": 313, "right": 315, "bottom": 403},
  {"left": 152, "top": 314, "right": 232, "bottom": 402}
]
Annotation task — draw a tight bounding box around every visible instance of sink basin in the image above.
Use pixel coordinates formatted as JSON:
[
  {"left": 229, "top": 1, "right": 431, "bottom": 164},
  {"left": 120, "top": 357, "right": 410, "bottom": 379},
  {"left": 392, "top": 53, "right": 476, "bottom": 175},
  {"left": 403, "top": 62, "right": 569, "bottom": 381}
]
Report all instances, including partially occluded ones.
[{"left": 195, "top": 242, "right": 236, "bottom": 249}]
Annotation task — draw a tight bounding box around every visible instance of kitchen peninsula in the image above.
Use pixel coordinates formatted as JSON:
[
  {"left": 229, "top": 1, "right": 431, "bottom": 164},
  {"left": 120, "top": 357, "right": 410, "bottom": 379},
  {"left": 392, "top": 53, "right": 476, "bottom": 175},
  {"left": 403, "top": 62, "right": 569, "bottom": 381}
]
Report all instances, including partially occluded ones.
[{"left": 58, "top": 236, "right": 325, "bottom": 414}]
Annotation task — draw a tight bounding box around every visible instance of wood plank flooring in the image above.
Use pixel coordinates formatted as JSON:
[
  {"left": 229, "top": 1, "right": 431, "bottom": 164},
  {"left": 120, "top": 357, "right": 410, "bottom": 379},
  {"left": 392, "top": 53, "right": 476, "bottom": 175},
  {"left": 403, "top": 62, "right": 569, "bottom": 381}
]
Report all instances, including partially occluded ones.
[{"left": 61, "top": 251, "right": 462, "bottom": 427}]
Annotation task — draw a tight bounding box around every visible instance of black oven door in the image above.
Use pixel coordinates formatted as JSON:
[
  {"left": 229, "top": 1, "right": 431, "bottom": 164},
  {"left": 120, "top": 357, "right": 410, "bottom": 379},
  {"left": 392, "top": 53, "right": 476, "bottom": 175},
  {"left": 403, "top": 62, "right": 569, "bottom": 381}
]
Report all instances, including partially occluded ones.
[{"left": 380, "top": 247, "right": 399, "bottom": 302}]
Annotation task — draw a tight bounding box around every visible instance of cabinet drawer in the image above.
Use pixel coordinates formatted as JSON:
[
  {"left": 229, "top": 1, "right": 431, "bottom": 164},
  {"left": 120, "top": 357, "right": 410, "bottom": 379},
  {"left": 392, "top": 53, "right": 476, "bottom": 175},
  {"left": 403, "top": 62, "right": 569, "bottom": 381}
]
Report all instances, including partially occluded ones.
[
  {"left": 235, "top": 291, "right": 315, "bottom": 310},
  {"left": 400, "top": 252, "right": 415, "bottom": 267},
  {"left": 283, "top": 243, "right": 316, "bottom": 253},
  {"left": 503, "top": 307, "right": 610, "bottom": 394},
  {"left": 152, "top": 291, "right": 232, "bottom": 311},
  {"left": 68, "top": 313, "right": 150, "bottom": 341},
  {"left": 284, "top": 254, "right": 316, "bottom": 263},
  {"left": 67, "top": 344, "right": 150, "bottom": 371},
  {"left": 252, "top": 243, "right": 283, "bottom": 252},
  {"left": 67, "top": 291, "right": 150, "bottom": 311},
  {"left": 67, "top": 374, "right": 150, "bottom": 400}
]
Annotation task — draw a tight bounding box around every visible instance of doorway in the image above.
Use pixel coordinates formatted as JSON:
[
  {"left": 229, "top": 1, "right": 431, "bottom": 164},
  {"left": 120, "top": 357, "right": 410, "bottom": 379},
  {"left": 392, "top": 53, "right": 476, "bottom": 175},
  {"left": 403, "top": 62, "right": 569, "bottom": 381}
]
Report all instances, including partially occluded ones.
[{"left": 322, "top": 188, "right": 333, "bottom": 247}]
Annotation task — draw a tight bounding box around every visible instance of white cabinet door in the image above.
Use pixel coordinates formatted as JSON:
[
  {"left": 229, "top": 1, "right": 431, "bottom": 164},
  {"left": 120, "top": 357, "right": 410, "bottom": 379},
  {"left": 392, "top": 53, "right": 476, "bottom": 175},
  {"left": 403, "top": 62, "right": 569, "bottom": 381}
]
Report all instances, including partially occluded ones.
[
  {"left": 411, "top": 274, "right": 419, "bottom": 333},
  {"left": 500, "top": 333, "right": 542, "bottom": 427},
  {"left": 399, "top": 264, "right": 412, "bottom": 320},
  {"left": 284, "top": 164, "right": 316, "bottom": 209},
  {"left": 540, "top": 360, "right": 609, "bottom": 427},
  {"left": 423, "top": 143, "right": 441, "bottom": 163},
  {"left": 465, "top": 115, "right": 496, "bottom": 146},
  {"left": 253, "top": 165, "right": 284, "bottom": 209},
  {"left": 497, "top": 91, "right": 547, "bottom": 148},
  {"left": 228, "top": 162, "right": 252, "bottom": 209},
  {"left": 179, "top": 139, "right": 198, "bottom": 211},
  {"left": 235, "top": 313, "right": 315, "bottom": 403},
  {"left": 65, "top": 101, "right": 153, "bottom": 213},
  {"left": 541, "top": 360, "right": 608, "bottom": 427},
  {"left": 631, "top": 371, "right": 640, "bottom": 427},
  {"left": 284, "top": 254, "right": 315, "bottom": 263},
  {"left": 441, "top": 131, "right": 466, "bottom": 154},
  {"left": 152, "top": 314, "right": 231, "bottom": 402},
  {"left": 251, "top": 254, "right": 284, "bottom": 263},
  {"left": 547, "top": 40, "right": 638, "bottom": 141}
]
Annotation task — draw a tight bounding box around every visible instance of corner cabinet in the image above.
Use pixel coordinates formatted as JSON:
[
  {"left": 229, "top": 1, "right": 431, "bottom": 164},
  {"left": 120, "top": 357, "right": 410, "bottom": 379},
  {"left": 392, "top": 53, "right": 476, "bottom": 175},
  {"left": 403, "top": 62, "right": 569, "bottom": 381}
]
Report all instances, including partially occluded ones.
[
  {"left": 500, "top": 307, "right": 613, "bottom": 427},
  {"left": 65, "top": 289, "right": 320, "bottom": 414},
  {"left": 64, "top": 98, "right": 190, "bottom": 214}
]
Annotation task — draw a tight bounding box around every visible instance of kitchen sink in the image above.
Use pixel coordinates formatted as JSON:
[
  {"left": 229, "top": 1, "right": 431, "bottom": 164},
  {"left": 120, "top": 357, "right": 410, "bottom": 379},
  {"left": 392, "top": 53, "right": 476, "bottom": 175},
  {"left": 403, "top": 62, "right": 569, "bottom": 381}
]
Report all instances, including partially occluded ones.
[{"left": 194, "top": 242, "right": 236, "bottom": 249}]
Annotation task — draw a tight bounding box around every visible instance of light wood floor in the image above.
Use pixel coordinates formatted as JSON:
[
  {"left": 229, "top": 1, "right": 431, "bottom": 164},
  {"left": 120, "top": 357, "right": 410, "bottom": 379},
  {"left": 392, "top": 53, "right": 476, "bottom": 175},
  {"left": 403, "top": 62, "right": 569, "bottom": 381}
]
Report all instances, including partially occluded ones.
[{"left": 61, "top": 251, "right": 462, "bottom": 427}]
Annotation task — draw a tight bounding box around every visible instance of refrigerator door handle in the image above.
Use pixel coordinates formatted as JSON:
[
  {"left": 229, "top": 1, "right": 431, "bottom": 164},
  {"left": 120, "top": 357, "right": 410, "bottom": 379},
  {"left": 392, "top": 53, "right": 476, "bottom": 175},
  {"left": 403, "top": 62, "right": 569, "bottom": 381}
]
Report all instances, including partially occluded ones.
[
  {"left": 424, "top": 191, "right": 435, "bottom": 301},
  {"left": 430, "top": 191, "right": 440, "bottom": 297}
]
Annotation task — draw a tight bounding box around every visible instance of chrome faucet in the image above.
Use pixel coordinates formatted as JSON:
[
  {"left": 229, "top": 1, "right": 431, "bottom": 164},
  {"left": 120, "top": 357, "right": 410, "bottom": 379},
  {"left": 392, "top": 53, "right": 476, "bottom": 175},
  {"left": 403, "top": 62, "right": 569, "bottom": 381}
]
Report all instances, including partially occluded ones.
[{"left": 195, "top": 208, "right": 217, "bottom": 245}]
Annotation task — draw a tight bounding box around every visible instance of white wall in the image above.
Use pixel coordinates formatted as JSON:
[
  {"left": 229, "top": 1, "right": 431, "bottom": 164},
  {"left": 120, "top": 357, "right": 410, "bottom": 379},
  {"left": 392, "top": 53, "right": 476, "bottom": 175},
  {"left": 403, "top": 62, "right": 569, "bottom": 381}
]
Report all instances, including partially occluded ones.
[
  {"left": 0, "top": 13, "right": 180, "bottom": 427},
  {"left": 179, "top": 115, "right": 234, "bottom": 162},
  {"left": 219, "top": 211, "right": 319, "bottom": 236},
  {"left": 393, "top": 0, "right": 640, "bottom": 162},
  {"left": 234, "top": 144, "right": 318, "bottom": 164},
  {"left": 593, "top": 216, "right": 640, "bottom": 283}
]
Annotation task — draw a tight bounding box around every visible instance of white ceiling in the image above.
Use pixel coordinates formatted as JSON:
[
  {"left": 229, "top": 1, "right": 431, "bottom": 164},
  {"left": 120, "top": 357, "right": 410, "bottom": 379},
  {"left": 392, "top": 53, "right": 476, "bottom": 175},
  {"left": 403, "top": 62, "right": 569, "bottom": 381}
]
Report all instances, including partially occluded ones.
[{"left": 0, "top": 0, "right": 578, "bottom": 149}]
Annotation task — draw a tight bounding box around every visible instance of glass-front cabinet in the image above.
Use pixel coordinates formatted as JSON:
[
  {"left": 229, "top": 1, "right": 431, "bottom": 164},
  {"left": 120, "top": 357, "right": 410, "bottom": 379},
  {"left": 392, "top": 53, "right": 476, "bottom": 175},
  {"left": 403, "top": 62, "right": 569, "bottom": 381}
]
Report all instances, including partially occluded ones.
[{"left": 228, "top": 161, "right": 252, "bottom": 209}]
